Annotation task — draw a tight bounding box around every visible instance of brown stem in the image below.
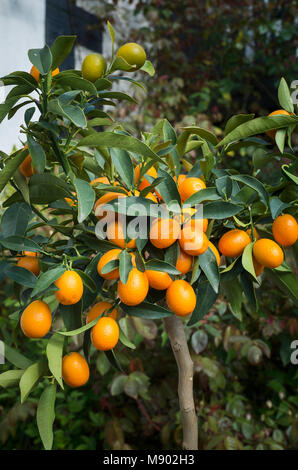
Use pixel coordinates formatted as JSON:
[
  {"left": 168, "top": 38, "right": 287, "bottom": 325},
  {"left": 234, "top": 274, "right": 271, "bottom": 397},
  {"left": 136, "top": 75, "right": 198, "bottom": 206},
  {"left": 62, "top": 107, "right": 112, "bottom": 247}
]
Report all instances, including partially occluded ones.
[
  {"left": 164, "top": 316, "right": 198, "bottom": 450},
  {"left": 136, "top": 397, "right": 161, "bottom": 432}
]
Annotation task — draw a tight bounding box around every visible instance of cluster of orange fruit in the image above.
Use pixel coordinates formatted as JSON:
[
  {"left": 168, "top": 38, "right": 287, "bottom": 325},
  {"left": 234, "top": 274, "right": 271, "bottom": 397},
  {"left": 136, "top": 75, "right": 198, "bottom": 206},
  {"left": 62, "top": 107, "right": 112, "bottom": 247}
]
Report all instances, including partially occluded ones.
[
  {"left": 218, "top": 213, "right": 297, "bottom": 276},
  {"left": 19, "top": 269, "right": 119, "bottom": 388}
]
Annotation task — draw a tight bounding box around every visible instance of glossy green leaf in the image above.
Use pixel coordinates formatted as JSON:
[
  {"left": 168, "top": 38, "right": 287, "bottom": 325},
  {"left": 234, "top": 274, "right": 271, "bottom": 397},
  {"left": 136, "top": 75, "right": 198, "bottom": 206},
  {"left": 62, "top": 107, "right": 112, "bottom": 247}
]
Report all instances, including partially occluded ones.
[
  {"left": 242, "top": 242, "right": 258, "bottom": 281},
  {"left": 156, "top": 168, "right": 181, "bottom": 205},
  {"left": 31, "top": 266, "right": 66, "bottom": 298},
  {"left": 73, "top": 177, "right": 95, "bottom": 223},
  {"left": 28, "top": 45, "right": 52, "bottom": 74},
  {"left": 140, "top": 60, "right": 155, "bottom": 76},
  {"left": 110, "top": 148, "right": 134, "bottom": 189},
  {"left": 1, "top": 203, "right": 32, "bottom": 237},
  {"left": 278, "top": 77, "right": 294, "bottom": 113},
  {"left": 1, "top": 341, "right": 33, "bottom": 369},
  {"left": 20, "top": 360, "right": 46, "bottom": 403},
  {"left": 184, "top": 187, "right": 221, "bottom": 206},
  {"left": 50, "top": 35, "right": 76, "bottom": 70},
  {"left": 0, "top": 148, "right": 28, "bottom": 193},
  {"left": 119, "top": 250, "right": 133, "bottom": 285},
  {"left": 120, "top": 301, "right": 173, "bottom": 319},
  {"left": 0, "top": 370, "right": 24, "bottom": 388},
  {"left": 5, "top": 265, "right": 37, "bottom": 288},
  {"left": 231, "top": 175, "right": 269, "bottom": 206},
  {"left": 225, "top": 114, "right": 255, "bottom": 135},
  {"left": 203, "top": 201, "right": 243, "bottom": 219},
  {"left": 77, "top": 132, "right": 163, "bottom": 164},
  {"left": 218, "top": 115, "right": 298, "bottom": 147},
  {"left": 199, "top": 248, "right": 220, "bottom": 293},
  {"left": 221, "top": 279, "right": 243, "bottom": 320},
  {"left": 27, "top": 135, "right": 46, "bottom": 173},
  {"left": 46, "top": 333, "right": 65, "bottom": 389},
  {"left": 0, "top": 235, "right": 41, "bottom": 253},
  {"left": 37, "top": 383, "right": 56, "bottom": 450},
  {"left": 146, "top": 259, "right": 181, "bottom": 275},
  {"left": 187, "top": 280, "right": 218, "bottom": 326},
  {"left": 269, "top": 197, "right": 291, "bottom": 219}
]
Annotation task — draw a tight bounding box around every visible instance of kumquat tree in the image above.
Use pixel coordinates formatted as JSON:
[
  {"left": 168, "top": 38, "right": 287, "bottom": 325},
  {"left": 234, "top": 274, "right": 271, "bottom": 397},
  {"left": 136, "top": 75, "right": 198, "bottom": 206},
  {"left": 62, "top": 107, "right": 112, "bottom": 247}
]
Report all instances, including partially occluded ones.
[{"left": 0, "top": 23, "right": 297, "bottom": 451}]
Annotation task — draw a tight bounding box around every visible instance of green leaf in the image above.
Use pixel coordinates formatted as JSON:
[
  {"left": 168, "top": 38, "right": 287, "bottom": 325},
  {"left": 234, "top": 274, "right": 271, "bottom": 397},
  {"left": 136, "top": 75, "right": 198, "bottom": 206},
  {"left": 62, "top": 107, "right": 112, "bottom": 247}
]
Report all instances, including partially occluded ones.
[
  {"left": 215, "top": 175, "right": 233, "bottom": 199},
  {"left": 275, "top": 128, "right": 286, "bottom": 154},
  {"left": 107, "top": 21, "right": 115, "bottom": 47},
  {"left": 4, "top": 265, "right": 37, "bottom": 288},
  {"left": 37, "top": 383, "right": 56, "bottom": 450},
  {"left": 240, "top": 271, "right": 257, "bottom": 310},
  {"left": 184, "top": 187, "right": 221, "bottom": 206},
  {"left": 282, "top": 165, "right": 298, "bottom": 184},
  {"left": 110, "top": 148, "right": 134, "bottom": 189},
  {"left": 0, "top": 235, "right": 41, "bottom": 253},
  {"left": 55, "top": 314, "right": 99, "bottom": 336},
  {"left": 28, "top": 45, "right": 52, "bottom": 75},
  {"left": 0, "top": 370, "right": 24, "bottom": 388},
  {"left": 156, "top": 168, "right": 181, "bottom": 205},
  {"left": 20, "top": 360, "right": 46, "bottom": 403},
  {"left": 269, "top": 197, "right": 291, "bottom": 220},
  {"left": 278, "top": 77, "right": 294, "bottom": 113},
  {"left": 104, "top": 350, "right": 123, "bottom": 372},
  {"left": 146, "top": 259, "right": 181, "bottom": 275},
  {"left": 73, "top": 177, "right": 95, "bottom": 223},
  {"left": 270, "top": 270, "right": 298, "bottom": 300},
  {"left": 13, "top": 170, "right": 30, "bottom": 204},
  {"left": 177, "top": 127, "right": 218, "bottom": 156},
  {"left": 1, "top": 203, "right": 32, "bottom": 237},
  {"left": 242, "top": 242, "right": 258, "bottom": 281},
  {"left": 77, "top": 132, "right": 164, "bottom": 164},
  {"left": 119, "top": 327, "right": 136, "bottom": 350},
  {"left": 218, "top": 115, "right": 298, "bottom": 147},
  {"left": 221, "top": 279, "right": 243, "bottom": 320},
  {"left": 26, "top": 173, "right": 72, "bottom": 204},
  {"left": 0, "top": 148, "right": 28, "bottom": 194},
  {"left": 110, "top": 56, "right": 135, "bottom": 73},
  {"left": 31, "top": 266, "right": 66, "bottom": 298},
  {"left": 50, "top": 35, "right": 76, "bottom": 70},
  {"left": 188, "top": 280, "right": 218, "bottom": 326},
  {"left": 27, "top": 135, "right": 46, "bottom": 173},
  {"left": 140, "top": 60, "right": 155, "bottom": 76},
  {"left": 231, "top": 174, "right": 269, "bottom": 206},
  {"left": 225, "top": 114, "right": 255, "bottom": 135},
  {"left": 120, "top": 301, "right": 173, "bottom": 319},
  {"left": 55, "top": 76, "right": 97, "bottom": 95},
  {"left": 199, "top": 248, "right": 220, "bottom": 293},
  {"left": 1, "top": 341, "right": 33, "bottom": 369},
  {"left": 48, "top": 99, "right": 87, "bottom": 128},
  {"left": 119, "top": 250, "right": 133, "bottom": 285},
  {"left": 60, "top": 301, "right": 82, "bottom": 331},
  {"left": 46, "top": 333, "right": 64, "bottom": 389},
  {"left": 98, "top": 91, "right": 138, "bottom": 104},
  {"left": 74, "top": 269, "right": 96, "bottom": 293},
  {"left": 203, "top": 201, "right": 243, "bottom": 219}
]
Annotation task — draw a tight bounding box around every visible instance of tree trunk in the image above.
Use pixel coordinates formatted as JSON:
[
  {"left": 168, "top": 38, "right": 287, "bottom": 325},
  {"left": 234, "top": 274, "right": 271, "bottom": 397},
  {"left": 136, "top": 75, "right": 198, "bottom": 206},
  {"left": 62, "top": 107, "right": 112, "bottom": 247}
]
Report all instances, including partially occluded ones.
[{"left": 163, "top": 315, "right": 198, "bottom": 450}]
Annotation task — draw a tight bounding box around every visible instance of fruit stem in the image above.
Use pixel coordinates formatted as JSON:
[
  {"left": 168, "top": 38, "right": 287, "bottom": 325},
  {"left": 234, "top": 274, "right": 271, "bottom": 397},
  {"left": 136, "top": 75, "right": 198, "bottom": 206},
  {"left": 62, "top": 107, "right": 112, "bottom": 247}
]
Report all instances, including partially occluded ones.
[{"left": 163, "top": 315, "right": 198, "bottom": 450}]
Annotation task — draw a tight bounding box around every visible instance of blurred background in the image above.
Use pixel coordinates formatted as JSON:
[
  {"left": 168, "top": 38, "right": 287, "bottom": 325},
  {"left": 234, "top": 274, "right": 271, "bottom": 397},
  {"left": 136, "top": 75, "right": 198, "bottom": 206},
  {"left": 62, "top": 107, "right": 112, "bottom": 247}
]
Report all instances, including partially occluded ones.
[{"left": 0, "top": 0, "right": 298, "bottom": 450}]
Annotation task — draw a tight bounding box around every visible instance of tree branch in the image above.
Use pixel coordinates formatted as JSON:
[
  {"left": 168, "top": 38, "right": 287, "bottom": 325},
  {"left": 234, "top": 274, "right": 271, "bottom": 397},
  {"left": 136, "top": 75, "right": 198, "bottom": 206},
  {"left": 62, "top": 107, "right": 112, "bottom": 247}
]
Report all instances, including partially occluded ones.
[{"left": 163, "top": 315, "right": 198, "bottom": 450}]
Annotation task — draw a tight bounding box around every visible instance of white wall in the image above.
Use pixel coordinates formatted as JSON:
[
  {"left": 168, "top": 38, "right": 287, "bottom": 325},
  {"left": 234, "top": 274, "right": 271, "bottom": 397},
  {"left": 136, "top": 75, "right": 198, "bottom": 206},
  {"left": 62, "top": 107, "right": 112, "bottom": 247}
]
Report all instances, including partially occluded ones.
[{"left": 0, "top": 0, "right": 45, "bottom": 153}]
